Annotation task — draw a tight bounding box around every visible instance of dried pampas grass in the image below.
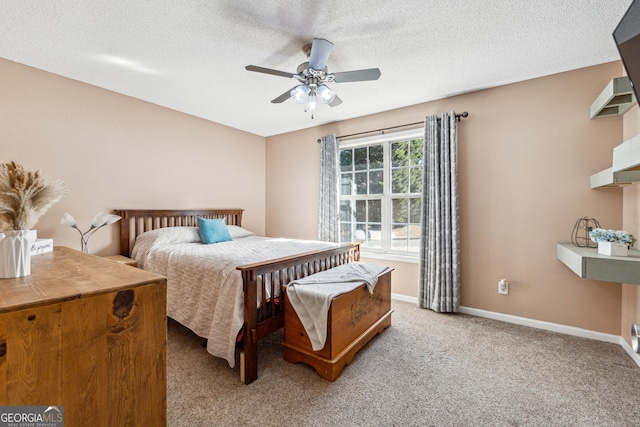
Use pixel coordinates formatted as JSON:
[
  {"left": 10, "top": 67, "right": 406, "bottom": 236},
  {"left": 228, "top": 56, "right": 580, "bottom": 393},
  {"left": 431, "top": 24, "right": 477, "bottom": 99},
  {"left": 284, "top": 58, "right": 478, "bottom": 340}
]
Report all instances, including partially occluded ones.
[{"left": 0, "top": 161, "right": 67, "bottom": 231}]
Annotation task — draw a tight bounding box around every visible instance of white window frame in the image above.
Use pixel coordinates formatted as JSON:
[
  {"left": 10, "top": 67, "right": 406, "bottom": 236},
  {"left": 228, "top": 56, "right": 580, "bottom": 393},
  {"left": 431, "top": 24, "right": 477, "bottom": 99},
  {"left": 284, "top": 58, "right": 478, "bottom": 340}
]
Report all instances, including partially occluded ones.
[{"left": 339, "top": 128, "right": 423, "bottom": 264}]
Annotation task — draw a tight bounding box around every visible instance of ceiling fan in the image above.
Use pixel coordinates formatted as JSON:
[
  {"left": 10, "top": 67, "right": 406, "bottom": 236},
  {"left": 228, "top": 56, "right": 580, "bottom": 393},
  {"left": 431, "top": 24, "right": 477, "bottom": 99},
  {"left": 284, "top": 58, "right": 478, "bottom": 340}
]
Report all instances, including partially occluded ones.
[{"left": 245, "top": 38, "right": 381, "bottom": 117}]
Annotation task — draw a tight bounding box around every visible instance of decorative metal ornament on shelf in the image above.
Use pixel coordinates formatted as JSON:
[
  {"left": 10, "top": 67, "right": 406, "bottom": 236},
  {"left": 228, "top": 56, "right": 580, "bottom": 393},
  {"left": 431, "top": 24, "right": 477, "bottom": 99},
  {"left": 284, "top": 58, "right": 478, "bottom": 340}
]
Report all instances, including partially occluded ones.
[{"left": 571, "top": 216, "right": 601, "bottom": 248}]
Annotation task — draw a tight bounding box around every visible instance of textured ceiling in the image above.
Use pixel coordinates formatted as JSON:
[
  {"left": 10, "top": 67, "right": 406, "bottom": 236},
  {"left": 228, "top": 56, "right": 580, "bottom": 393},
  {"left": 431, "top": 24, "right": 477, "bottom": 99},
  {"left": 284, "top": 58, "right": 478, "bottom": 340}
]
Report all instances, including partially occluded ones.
[{"left": 0, "top": 1, "right": 634, "bottom": 137}]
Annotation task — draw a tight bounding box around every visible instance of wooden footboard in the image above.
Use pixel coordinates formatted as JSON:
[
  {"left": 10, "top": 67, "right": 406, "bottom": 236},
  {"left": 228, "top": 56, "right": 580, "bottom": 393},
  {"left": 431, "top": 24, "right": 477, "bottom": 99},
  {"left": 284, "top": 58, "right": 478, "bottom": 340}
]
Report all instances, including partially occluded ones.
[
  {"left": 115, "top": 208, "right": 359, "bottom": 385},
  {"left": 236, "top": 242, "right": 360, "bottom": 384}
]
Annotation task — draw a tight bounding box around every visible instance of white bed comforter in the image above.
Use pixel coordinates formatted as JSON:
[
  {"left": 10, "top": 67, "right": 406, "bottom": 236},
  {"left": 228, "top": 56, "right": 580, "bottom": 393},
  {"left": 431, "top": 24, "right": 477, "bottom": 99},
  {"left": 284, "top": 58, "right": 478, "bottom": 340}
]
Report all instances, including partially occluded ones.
[{"left": 131, "top": 232, "right": 335, "bottom": 367}]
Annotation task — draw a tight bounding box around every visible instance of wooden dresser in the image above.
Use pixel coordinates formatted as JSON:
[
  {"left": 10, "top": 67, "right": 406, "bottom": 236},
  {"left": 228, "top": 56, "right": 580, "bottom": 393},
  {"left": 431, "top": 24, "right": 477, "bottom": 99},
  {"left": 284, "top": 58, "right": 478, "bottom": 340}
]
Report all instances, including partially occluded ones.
[{"left": 0, "top": 246, "right": 167, "bottom": 426}]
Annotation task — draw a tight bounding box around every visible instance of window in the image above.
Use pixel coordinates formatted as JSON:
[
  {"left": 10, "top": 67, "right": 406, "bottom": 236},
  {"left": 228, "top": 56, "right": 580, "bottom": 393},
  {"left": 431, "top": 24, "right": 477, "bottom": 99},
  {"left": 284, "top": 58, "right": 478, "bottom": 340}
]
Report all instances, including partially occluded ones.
[{"left": 339, "top": 129, "right": 424, "bottom": 260}]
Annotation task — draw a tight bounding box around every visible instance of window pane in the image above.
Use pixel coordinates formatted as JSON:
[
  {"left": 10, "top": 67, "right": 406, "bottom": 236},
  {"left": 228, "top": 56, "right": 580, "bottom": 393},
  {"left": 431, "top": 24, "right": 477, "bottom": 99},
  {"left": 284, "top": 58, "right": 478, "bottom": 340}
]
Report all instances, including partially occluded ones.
[
  {"left": 392, "top": 168, "right": 408, "bottom": 193},
  {"left": 391, "top": 225, "right": 408, "bottom": 251},
  {"left": 410, "top": 198, "right": 422, "bottom": 224},
  {"left": 355, "top": 200, "right": 366, "bottom": 222},
  {"left": 369, "top": 145, "right": 383, "bottom": 169},
  {"left": 368, "top": 199, "right": 381, "bottom": 223},
  {"left": 410, "top": 139, "right": 424, "bottom": 166},
  {"left": 355, "top": 172, "right": 368, "bottom": 194},
  {"left": 392, "top": 198, "right": 408, "bottom": 223},
  {"left": 407, "top": 225, "right": 421, "bottom": 253},
  {"left": 340, "top": 173, "right": 353, "bottom": 195},
  {"left": 409, "top": 167, "right": 422, "bottom": 193},
  {"left": 340, "top": 223, "right": 352, "bottom": 242},
  {"left": 369, "top": 170, "right": 383, "bottom": 194},
  {"left": 354, "top": 147, "right": 368, "bottom": 171},
  {"left": 340, "top": 149, "right": 353, "bottom": 172},
  {"left": 365, "top": 224, "right": 382, "bottom": 249},
  {"left": 391, "top": 141, "right": 408, "bottom": 167},
  {"left": 340, "top": 200, "right": 352, "bottom": 222},
  {"left": 354, "top": 224, "right": 367, "bottom": 241}
]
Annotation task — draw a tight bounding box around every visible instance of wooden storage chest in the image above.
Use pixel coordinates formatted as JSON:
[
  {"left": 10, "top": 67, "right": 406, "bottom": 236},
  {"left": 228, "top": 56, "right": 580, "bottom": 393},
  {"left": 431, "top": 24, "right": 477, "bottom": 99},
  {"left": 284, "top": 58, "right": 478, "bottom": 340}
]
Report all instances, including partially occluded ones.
[
  {"left": 282, "top": 269, "right": 392, "bottom": 381},
  {"left": 0, "top": 247, "right": 167, "bottom": 426}
]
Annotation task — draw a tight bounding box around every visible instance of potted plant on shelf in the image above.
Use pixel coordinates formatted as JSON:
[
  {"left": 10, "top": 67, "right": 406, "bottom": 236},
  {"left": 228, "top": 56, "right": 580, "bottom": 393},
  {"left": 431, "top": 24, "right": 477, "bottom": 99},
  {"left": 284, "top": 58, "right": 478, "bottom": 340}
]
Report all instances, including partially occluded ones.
[
  {"left": 589, "top": 228, "right": 637, "bottom": 257},
  {"left": 0, "top": 161, "right": 67, "bottom": 278}
]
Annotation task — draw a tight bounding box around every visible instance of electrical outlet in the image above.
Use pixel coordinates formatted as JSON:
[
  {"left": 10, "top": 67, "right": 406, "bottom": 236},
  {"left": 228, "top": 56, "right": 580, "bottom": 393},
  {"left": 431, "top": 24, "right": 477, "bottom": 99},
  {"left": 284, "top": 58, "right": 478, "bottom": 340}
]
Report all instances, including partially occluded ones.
[{"left": 498, "top": 279, "right": 509, "bottom": 295}]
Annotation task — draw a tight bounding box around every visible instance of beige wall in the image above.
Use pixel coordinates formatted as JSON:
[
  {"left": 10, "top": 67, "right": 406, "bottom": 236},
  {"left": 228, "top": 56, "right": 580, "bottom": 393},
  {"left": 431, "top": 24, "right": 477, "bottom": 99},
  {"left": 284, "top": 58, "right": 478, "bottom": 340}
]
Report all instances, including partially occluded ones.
[
  {"left": 0, "top": 58, "right": 266, "bottom": 255},
  {"left": 2, "top": 54, "right": 630, "bottom": 336},
  {"left": 266, "top": 61, "right": 626, "bottom": 334},
  {"left": 622, "top": 104, "right": 640, "bottom": 347}
]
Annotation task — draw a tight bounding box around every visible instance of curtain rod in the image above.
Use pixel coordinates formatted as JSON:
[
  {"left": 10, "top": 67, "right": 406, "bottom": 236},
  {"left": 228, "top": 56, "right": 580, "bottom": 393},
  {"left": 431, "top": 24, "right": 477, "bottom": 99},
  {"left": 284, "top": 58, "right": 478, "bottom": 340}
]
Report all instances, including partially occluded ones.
[{"left": 317, "top": 111, "right": 468, "bottom": 143}]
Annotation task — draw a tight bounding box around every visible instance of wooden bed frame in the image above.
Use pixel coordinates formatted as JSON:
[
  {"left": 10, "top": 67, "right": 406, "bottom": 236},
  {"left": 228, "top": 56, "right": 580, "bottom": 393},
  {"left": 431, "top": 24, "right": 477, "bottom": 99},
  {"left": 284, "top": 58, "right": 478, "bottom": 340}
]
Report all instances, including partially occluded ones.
[{"left": 115, "top": 208, "right": 360, "bottom": 384}]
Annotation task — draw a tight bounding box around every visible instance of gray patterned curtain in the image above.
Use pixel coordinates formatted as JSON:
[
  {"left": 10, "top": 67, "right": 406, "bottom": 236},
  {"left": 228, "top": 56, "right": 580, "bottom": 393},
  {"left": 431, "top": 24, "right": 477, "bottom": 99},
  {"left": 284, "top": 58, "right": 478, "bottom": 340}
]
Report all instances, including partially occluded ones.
[
  {"left": 418, "top": 113, "right": 460, "bottom": 312},
  {"left": 318, "top": 134, "right": 340, "bottom": 243}
]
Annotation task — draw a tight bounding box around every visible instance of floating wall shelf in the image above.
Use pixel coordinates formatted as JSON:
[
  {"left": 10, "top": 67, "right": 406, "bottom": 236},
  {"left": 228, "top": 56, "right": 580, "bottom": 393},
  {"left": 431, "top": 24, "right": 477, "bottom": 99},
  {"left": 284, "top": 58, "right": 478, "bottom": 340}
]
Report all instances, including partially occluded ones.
[
  {"left": 590, "top": 77, "right": 637, "bottom": 119},
  {"left": 612, "top": 133, "right": 640, "bottom": 171},
  {"left": 590, "top": 168, "right": 640, "bottom": 188},
  {"left": 590, "top": 134, "right": 640, "bottom": 188},
  {"left": 557, "top": 243, "right": 640, "bottom": 284}
]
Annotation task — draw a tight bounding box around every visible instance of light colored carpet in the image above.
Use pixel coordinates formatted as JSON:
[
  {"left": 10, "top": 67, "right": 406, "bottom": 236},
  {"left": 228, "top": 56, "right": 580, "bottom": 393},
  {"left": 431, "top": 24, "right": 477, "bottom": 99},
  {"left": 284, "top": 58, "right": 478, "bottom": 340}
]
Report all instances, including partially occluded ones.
[{"left": 167, "top": 300, "right": 640, "bottom": 426}]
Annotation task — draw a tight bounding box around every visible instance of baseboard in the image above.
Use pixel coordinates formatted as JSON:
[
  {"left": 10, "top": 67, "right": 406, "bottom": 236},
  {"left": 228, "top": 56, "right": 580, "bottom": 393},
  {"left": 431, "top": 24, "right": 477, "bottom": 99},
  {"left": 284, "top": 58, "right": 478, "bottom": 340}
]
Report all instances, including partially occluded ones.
[
  {"left": 390, "top": 294, "right": 640, "bottom": 368},
  {"left": 391, "top": 293, "right": 417, "bottom": 304},
  {"left": 458, "top": 306, "right": 621, "bottom": 344}
]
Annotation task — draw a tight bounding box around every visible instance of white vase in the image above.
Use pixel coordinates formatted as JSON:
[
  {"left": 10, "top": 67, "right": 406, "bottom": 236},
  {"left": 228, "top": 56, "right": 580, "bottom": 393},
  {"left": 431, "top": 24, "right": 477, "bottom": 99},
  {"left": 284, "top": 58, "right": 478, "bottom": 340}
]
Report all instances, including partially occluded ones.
[
  {"left": 0, "top": 230, "right": 36, "bottom": 278},
  {"left": 597, "top": 241, "right": 628, "bottom": 257}
]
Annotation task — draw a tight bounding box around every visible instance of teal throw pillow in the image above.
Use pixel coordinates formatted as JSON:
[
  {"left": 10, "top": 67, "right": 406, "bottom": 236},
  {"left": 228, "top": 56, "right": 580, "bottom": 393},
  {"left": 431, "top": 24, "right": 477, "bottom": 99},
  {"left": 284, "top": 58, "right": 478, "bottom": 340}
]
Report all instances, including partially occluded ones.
[{"left": 197, "top": 217, "right": 233, "bottom": 244}]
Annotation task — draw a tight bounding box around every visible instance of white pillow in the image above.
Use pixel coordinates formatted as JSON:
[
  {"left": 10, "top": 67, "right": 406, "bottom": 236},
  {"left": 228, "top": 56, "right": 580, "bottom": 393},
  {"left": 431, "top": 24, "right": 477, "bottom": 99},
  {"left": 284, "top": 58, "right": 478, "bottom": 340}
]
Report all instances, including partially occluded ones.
[
  {"left": 131, "top": 227, "right": 202, "bottom": 266},
  {"left": 135, "top": 226, "right": 202, "bottom": 246},
  {"left": 227, "top": 225, "right": 255, "bottom": 239}
]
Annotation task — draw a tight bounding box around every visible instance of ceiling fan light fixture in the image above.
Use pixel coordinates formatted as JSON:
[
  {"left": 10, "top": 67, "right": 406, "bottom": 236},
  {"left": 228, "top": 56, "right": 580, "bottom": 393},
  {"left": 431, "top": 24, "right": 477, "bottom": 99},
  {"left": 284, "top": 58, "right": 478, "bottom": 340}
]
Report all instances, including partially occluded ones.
[
  {"left": 246, "top": 38, "right": 380, "bottom": 117},
  {"left": 318, "top": 84, "right": 336, "bottom": 105},
  {"left": 291, "top": 84, "right": 307, "bottom": 104},
  {"left": 306, "top": 91, "right": 318, "bottom": 111}
]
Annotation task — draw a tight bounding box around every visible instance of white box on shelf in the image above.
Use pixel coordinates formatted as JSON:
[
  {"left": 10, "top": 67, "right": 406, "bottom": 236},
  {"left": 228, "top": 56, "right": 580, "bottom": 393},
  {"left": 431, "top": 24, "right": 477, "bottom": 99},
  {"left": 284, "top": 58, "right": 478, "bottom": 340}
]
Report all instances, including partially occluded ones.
[
  {"left": 30, "top": 238, "right": 53, "bottom": 256},
  {"left": 597, "top": 241, "right": 628, "bottom": 257}
]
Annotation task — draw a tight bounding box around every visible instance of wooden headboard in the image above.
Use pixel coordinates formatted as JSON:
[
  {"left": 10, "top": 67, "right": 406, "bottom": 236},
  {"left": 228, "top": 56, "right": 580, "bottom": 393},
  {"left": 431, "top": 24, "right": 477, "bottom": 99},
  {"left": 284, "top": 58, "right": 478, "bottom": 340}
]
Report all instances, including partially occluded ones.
[{"left": 114, "top": 209, "right": 244, "bottom": 257}]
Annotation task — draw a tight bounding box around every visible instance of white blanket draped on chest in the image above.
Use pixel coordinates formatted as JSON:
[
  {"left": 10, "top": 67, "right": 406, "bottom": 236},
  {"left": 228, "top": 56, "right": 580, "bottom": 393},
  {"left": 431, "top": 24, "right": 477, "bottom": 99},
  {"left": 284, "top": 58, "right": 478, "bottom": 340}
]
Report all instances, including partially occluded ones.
[{"left": 285, "top": 262, "right": 391, "bottom": 351}]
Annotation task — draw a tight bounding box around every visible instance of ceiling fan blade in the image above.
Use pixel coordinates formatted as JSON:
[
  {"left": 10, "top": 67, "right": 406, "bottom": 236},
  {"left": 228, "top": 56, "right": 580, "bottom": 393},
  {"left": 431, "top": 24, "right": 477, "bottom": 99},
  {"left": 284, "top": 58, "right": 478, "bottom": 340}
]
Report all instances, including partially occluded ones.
[
  {"left": 308, "top": 38, "right": 333, "bottom": 71},
  {"left": 328, "top": 94, "right": 343, "bottom": 107},
  {"left": 271, "top": 89, "right": 293, "bottom": 104},
  {"left": 333, "top": 68, "right": 381, "bottom": 83},
  {"left": 246, "top": 65, "right": 297, "bottom": 79}
]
